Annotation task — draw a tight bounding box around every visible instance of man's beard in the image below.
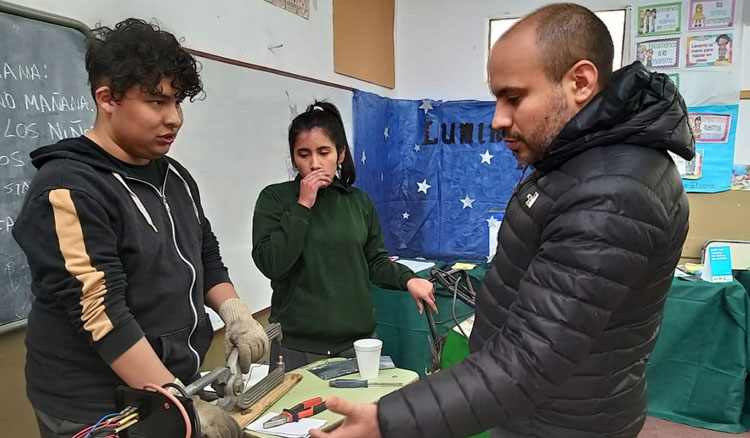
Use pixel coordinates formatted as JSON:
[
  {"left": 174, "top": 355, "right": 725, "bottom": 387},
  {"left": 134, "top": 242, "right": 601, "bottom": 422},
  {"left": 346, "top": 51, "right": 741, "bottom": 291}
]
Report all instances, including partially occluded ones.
[{"left": 506, "top": 86, "right": 572, "bottom": 166}]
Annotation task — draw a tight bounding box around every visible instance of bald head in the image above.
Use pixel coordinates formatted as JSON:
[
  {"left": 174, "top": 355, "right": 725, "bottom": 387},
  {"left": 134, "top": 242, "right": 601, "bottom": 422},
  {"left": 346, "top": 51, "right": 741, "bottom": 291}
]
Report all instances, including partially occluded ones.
[{"left": 500, "top": 3, "right": 614, "bottom": 89}]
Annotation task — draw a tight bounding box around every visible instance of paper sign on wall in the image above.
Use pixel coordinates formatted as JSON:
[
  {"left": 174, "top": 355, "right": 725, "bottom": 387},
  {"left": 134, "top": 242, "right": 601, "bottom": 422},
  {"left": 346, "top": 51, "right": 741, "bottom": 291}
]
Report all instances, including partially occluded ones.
[
  {"left": 689, "top": 113, "right": 731, "bottom": 143},
  {"left": 667, "top": 73, "right": 680, "bottom": 89},
  {"left": 635, "top": 38, "right": 680, "bottom": 69},
  {"left": 687, "top": 0, "right": 736, "bottom": 31},
  {"left": 686, "top": 33, "right": 733, "bottom": 67},
  {"left": 732, "top": 165, "right": 750, "bottom": 191},
  {"left": 677, "top": 105, "right": 738, "bottom": 193},
  {"left": 637, "top": 3, "right": 682, "bottom": 36}
]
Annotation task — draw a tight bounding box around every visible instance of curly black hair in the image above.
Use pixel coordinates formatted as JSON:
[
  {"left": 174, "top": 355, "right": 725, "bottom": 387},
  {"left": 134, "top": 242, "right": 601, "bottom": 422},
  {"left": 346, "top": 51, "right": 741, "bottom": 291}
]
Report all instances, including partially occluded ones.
[{"left": 85, "top": 18, "right": 203, "bottom": 102}]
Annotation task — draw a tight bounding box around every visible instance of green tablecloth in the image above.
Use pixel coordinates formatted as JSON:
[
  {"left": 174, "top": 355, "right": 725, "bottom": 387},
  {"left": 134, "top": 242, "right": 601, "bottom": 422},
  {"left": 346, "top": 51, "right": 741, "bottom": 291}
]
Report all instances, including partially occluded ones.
[
  {"left": 737, "top": 270, "right": 750, "bottom": 294},
  {"left": 646, "top": 277, "right": 750, "bottom": 433},
  {"left": 439, "top": 276, "right": 750, "bottom": 434},
  {"left": 371, "top": 261, "right": 485, "bottom": 378}
]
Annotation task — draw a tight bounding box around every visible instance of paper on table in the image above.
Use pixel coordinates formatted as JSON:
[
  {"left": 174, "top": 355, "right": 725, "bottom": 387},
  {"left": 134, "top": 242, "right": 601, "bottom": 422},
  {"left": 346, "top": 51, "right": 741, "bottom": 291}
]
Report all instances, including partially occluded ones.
[
  {"left": 247, "top": 412, "right": 327, "bottom": 438},
  {"left": 452, "top": 315, "right": 475, "bottom": 339},
  {"left": 395, "top": 259, "right": 435, "bottom": 273}
]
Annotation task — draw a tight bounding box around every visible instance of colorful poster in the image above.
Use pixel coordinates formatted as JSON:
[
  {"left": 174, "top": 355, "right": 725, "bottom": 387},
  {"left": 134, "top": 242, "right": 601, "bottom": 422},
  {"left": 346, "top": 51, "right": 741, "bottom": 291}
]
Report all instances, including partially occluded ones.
[
  {"left": 635, "top": 38, "right": 680, "bottom": 70},
  {"left": 688, "top": 113, "right": 731, "bottom": 143},
  {"left": 671, "top": 149, "right": 704, "bottom": 179},
  {"left": 678, "top": 105, "right": 738, "bottom": 193},
  {"left": 688, "top": 0, "right": 736, "bottom": 31},
  {"left": 285, "top": 0, "right": 299, "bottom": 14},
  {"left": 686, "top": 33, "right": 733, "bottom": 67},
  {"left": 667, "top": 73, "right": 680, "bottom": 89},
  {"left": 297, "top": 0, "right": 309, "bottom": 18},
  {"left": 732, "top": 165, "right": 750, "bottom": 190},
  {"left": 637, "top": 3, "right": 682, "bottom": 36}
]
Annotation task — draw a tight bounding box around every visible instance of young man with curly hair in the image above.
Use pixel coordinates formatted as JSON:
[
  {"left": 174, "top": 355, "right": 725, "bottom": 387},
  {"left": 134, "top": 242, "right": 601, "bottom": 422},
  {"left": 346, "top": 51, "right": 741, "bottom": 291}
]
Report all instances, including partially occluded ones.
[{"left": 14, "top": 19, "right": 267, "bottom": 438}]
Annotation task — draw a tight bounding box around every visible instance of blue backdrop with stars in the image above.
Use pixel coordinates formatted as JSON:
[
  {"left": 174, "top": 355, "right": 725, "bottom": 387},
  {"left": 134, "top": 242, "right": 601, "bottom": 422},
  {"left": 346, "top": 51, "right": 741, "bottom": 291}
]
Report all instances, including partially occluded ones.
[{"left": 353, "top": 90, "right": 522, "bottom": 261}]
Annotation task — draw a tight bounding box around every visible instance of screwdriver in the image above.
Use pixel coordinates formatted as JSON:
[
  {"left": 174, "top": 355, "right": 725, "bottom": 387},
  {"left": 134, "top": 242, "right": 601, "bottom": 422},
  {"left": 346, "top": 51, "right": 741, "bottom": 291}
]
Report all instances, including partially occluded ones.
[{"left": 328, "top": 379, "right": 404, "bottom": 388}]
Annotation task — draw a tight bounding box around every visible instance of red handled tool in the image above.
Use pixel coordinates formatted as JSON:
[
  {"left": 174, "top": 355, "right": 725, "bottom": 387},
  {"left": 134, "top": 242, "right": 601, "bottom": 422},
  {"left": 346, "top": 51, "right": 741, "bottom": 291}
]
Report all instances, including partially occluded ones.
[{"left": 263, "top": 397, "right": 327, "bottom": 428}]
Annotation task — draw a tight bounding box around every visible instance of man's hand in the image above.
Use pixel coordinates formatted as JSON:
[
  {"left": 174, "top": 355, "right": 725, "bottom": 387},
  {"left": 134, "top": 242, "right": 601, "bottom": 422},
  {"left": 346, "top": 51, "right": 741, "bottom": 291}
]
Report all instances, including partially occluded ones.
[
  {"left": 218, "top": 298, "right": 269, "bottom": 373},
  {"left": 406, "top": 278, "right": 438, "bottom": 315},
  {"left": 192, "top": 397, "right": 242, "bottom": 438},
  {"left": 308, "top": 397, "right": 381, "bottom": 438}
]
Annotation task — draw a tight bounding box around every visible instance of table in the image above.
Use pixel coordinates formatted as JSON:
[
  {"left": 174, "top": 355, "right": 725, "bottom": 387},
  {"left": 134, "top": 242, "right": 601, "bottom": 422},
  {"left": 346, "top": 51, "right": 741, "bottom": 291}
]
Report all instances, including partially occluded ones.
[
  {"left": 371, "top": 261, "right": 485, "bottom": 377},
  {"left": 244, "top": 359, "right": 418, "bottom": 437},
  {"left": 646, "top": 277, "right": 750, "bottom": 433}
]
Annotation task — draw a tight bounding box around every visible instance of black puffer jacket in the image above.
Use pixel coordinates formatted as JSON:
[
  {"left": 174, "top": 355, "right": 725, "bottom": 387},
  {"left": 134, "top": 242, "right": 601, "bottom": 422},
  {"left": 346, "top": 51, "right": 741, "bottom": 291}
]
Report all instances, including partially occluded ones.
[{"left": 377, "top": 63, "right": 694, "bottom": 438}]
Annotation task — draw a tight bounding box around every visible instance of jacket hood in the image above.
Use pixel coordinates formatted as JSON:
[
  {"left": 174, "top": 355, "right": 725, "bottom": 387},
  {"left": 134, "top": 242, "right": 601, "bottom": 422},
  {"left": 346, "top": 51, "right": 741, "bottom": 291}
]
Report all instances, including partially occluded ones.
[
  {"left": 30, "top": 136, "right": 136, "bottom": 174},
  {"left": 537, "top": 62, "right": 695, "bottom": 173}
]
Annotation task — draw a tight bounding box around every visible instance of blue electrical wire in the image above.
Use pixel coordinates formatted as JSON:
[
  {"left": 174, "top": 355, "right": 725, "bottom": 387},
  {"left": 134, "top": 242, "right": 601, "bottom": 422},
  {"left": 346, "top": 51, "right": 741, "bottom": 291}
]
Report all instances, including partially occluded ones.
[{"left": 85, "top": 413, "right": 120, "bottom": 438}]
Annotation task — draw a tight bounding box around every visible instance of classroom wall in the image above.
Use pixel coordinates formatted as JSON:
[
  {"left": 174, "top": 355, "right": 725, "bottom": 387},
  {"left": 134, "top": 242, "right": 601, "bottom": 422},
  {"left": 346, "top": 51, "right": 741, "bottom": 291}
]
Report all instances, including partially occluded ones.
[
  {"left": 6, "top": 0, "right": 393, "bottom": 96},
  {"left": 737, "top": 16, "right": 750, "bottom": 164},
  {"left": 393, "top": 0, "right": 750, "bottom": 163}
]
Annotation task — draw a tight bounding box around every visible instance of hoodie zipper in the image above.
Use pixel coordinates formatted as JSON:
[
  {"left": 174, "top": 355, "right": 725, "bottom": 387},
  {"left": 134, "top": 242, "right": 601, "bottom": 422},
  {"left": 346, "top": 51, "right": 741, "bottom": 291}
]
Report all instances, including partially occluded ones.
[{"left": 124, "top": 172, "right": 201, "bottom": 376}]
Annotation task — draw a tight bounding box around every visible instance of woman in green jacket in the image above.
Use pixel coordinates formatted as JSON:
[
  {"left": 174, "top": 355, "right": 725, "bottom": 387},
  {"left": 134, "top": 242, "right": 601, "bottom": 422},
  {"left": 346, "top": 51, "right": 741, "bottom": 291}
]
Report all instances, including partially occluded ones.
[{"left": 252, "top": 101, "right": 437, "bottom": 370}]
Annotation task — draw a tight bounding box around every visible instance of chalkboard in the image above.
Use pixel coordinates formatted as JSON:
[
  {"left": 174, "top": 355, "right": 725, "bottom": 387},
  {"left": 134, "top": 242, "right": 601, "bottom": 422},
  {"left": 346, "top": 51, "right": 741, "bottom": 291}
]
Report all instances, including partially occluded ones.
[{"left": 0, "top": 4, "right": 94, "bottom": 332}]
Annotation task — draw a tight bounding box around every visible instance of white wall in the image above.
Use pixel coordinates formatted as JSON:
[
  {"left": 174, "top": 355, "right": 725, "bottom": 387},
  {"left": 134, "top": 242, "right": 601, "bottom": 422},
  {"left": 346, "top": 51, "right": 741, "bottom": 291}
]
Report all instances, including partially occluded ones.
[
  {"left": 7, "top": 0, "right": 393, "bottom": 96},
  {"left": 394, "top": 0, "right": 750, "bottom": 164},
  {"left": 393, "top": 0, "right": 633, "bottom": 100},
  {"left": 736, "top": 11, "right": 750, "bottom": 165}
]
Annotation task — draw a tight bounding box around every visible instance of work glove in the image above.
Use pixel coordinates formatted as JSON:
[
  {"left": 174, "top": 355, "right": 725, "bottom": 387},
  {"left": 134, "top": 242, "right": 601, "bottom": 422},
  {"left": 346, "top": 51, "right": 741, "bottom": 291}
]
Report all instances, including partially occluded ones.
[
  {"left": 218, "top": 298, "right": 269, "bottom": 373},
  {"left": 192, "top": 396, "right": 242, "bottom": 438}
]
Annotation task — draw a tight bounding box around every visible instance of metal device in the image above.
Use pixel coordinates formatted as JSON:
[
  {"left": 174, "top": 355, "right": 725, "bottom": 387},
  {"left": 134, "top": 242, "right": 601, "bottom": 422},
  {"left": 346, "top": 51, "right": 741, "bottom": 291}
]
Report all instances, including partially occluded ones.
[
  {"left": 114, "top": 323, "right": 284, "bottom": 437},
  {"left": 184, "top": 322, "right": 285, "bottom": 411}
]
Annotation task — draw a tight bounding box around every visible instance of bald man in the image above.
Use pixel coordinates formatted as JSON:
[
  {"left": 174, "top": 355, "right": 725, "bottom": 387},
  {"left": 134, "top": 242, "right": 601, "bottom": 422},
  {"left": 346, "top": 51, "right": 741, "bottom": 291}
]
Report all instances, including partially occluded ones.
[{"left": 310, "top": 3, "right": 694, "bottom": 438}]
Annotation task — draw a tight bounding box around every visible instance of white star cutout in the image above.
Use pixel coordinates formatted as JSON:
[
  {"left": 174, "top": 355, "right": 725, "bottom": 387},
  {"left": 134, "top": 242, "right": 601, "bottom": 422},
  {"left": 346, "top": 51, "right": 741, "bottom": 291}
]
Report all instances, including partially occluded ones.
[
  {"left": 361, "top": 149, "right": 366, "bottom": 166},
  {"left": 414, "top": 144, "right": 421, "bottom": 152},
  {"left": 480, "top": 150, "right": 494, "bottom": 165},
  {"left": 417, "top": 179, "right": 431, "bottom": 194},
  {"left": 460, "top": 195, "right": 475, "bottom": 209},
  {"left": 486, "top": 216, "right": 501, "bottom": 228},
  {"left": 419, "top": 99, "right": 433, "bottom": 114},
  {"left": 384, "top": 126, "right": 389, "bottom": 140},
  {"left": 402, "top": 211, "right": 410, "bottom": 220}
]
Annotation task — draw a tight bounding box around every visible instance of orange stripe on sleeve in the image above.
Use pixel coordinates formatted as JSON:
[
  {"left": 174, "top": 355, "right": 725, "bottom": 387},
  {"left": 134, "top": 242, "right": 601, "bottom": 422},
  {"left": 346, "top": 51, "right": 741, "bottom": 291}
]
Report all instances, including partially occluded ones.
[{"left": 49, "top": 189, "right": 114, "bottom": 341}]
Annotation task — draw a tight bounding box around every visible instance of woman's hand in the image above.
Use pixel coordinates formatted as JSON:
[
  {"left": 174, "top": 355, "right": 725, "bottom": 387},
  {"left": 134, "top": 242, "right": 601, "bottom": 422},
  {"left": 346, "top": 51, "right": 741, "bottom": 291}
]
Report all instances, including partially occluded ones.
[
  {"left": 298, "top": 169, "right": 333, "bottom": 209},
  {"left": 406, "top": 278, "right": 438, "bottom": 314}
]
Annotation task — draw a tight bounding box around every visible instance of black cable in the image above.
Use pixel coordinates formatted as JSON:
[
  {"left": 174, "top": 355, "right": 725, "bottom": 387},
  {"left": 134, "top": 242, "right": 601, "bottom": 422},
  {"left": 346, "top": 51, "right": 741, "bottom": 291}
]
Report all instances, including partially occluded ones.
[{"left": 162, "top": 382, "right": 189, "bottom": 399}]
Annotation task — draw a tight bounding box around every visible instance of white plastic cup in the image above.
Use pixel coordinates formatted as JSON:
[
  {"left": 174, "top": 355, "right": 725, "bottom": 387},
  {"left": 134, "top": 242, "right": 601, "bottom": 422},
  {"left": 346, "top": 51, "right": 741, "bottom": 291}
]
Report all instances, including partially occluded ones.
[{"left": 354, "top": 338, "right": 383, "bottom": 379}]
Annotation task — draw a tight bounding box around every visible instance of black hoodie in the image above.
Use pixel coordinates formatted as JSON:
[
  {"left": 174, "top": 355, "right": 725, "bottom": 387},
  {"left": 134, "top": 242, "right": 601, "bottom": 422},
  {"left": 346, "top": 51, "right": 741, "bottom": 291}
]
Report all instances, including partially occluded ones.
[
  {"left": 13, "top": 136, "right": 230, "bottom": 423},
  {"left": 377, "top": 63, "right": 694, "bottom": 438}
]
